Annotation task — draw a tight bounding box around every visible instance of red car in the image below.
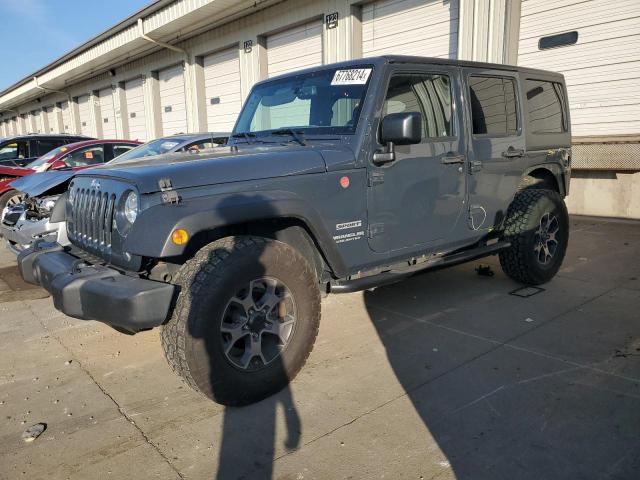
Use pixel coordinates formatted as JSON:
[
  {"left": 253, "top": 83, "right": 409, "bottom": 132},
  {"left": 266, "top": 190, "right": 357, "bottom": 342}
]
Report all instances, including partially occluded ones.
[{"left": 0, "top": 139, "right": 142, "bottom": 210}]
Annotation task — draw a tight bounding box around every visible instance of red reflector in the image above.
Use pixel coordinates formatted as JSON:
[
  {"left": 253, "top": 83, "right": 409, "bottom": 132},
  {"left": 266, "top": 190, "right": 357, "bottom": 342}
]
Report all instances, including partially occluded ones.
[{"left": 340, "top": 176, "right": 350, "bottom": 188}]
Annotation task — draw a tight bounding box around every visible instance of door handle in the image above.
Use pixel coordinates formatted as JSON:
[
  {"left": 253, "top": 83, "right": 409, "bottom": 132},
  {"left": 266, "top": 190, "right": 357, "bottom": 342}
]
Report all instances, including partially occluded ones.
[
  {"left": 502, "top": 148, "right": 524, "bottom": 158},
  {"left": 441, "top": 153, "right": 466, "bottom": 164}
]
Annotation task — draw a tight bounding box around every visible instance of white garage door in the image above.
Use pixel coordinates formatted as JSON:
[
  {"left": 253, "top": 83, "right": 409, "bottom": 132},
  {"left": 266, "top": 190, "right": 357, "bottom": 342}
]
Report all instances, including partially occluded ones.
[
  {"left": 159, "top": 64, "right": 188, "bottom": 135},
  {"left": 43, "top": 106, "right": 56, "bottom": 133},
  {"left": 98, "top": 87, "right": 117, "bottom": 138},
  {"left": 518, "top": 0, "right": 640, "bottom": 136},
  {"left": 203, "top": 48, "right": 242, "bottom": 132},
  {"left": 30, "top": 110, "right": 42, "bottom": 133},
  {"left": 266, "top": 21, "right": 323, "bottom": 77},
  {"left": 77, "top": 94, "right": 92, "bottom": 136},
  {"left": 10, "top": 117, "right": 17, "bottom": 135},
  {"left": 124, "top": 78, "right": 147, "bottom": 141},
  {"left": 362, "top": 0, "right": 459, "bottom": 58},
  {"left": 59, "top": 101, "right": 72, "bottom": 133}
]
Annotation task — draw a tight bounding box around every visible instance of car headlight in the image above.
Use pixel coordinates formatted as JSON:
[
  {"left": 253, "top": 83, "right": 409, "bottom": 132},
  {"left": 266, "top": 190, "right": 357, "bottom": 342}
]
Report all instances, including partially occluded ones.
[{"left": 123, "top": 191, "right": 138, "bottom": 224}]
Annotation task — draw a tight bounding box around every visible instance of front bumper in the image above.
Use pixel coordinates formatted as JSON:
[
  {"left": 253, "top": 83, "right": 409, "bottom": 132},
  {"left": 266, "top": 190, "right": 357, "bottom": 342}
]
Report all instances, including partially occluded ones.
[{"left": 18, "top": 243, "right": 175, "bottom": 332}]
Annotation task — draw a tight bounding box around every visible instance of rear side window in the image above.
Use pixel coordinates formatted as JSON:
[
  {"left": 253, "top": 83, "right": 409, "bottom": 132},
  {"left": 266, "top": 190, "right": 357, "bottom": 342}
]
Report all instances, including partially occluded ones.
[
  {"left": 37, "top": 139, "right": 64, "bottom": 156},
  {"left": 525, "top": 80, "right": 567, "bottom": 134},
  {"left": 469, "top": 76, "right": 518, "bottom": 136},
  {"left": 113, "top": 144, "right": 137, "bottom": 158}
]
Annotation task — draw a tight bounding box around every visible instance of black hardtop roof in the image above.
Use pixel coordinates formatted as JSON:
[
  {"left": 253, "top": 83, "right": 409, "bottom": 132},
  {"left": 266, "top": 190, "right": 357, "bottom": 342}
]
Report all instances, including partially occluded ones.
[{"left": 258, "top": 55, "right": 564, "bottom": 84}]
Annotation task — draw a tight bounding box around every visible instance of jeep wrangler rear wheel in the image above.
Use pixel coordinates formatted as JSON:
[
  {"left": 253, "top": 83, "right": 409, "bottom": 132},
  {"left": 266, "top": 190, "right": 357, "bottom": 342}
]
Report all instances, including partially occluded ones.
[
  {"left": 499, "top": 189, "right": 569, "bottom": 285},
  {"left": 161, "top": 236, "right": 320, "bottom": 406}
]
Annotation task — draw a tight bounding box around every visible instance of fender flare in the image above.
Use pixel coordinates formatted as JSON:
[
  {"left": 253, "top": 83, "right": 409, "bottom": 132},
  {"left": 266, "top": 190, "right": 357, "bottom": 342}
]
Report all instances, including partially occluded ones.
[
  {"left": 123, "top": 190, "right": 348, "bottom": 277},
  {"left": 522, "top": 163, "right": 567, "bottom": 196}
]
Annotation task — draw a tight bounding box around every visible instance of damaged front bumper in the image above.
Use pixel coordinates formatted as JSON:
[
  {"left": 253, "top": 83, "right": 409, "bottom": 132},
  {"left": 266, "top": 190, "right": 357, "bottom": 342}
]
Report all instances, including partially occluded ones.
[{"left": 18, "top": 242, "right": 175, "bottom": 332}]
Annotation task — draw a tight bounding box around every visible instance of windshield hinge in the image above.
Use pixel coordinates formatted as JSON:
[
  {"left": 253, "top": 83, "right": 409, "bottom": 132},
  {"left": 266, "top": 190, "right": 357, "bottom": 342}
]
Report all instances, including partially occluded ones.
[
  {"left": 368, "top": 171, "right": 385, "bottom": 186},
  {"left": 159, "top": 178, "right": 180, "bottom": 204}
]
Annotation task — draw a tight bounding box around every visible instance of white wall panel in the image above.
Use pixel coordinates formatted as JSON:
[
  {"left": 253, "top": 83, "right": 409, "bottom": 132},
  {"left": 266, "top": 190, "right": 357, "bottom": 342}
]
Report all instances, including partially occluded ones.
[
  {"left": 98, "top": 87, "right": 117, "bottom": 138},
  {"left": 203, "top": 47, "right": 242, "bottom": 132},
  {"left": 362, "top": 0, "right": 459, "bottom": 58},
  {"left": 518, "top": 0, "right": 640, "bottom": 136},
  {"left": 124, "top": 78, "right": 147, "bottom": 141},
  {"left": 29, "top": 110, "right": 42, "bottom": 133},
  {"left": 158, "top": 64, "right": 188, "bottom": 135},
  {"left": 266, "top": 20, "right": 323, "bottom": 77},
  {"left": 43, "top": 106, "right": 56, "bottom": 133},
  {"left": 76, "top": 94, "right": 92, "bottom": 136},
  {"left": 60, "top": 101, "right": 72, "bottom": 133}
]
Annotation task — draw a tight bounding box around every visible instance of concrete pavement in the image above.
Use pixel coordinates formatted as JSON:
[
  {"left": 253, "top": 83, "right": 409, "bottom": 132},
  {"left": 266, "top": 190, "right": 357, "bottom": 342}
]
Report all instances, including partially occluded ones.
[{"left": 1, "top": 216, "right": 639, "bottom": 479}]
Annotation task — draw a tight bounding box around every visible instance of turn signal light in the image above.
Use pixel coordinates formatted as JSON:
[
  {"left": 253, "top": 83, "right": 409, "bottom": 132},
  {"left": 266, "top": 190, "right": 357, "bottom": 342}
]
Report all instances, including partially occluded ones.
[{"left": 171, "top": 228, "right": 189, "bottom": 245}]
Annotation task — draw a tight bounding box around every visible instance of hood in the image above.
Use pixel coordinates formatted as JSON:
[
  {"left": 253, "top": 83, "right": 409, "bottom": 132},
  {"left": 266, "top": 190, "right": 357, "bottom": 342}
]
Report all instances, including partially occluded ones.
[
  {"left": 0, "top": 165, "right": 34, "bottom": 179},
  {"left": 75, "top": 144, "right": 353, "bottom": 194},
  {"left": 10, "top": 170, "right": 76, "bottom": 197}
]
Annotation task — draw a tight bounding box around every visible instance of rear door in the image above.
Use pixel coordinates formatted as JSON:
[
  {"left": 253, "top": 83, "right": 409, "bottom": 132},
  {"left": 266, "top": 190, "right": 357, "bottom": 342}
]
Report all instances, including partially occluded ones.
[
  {"left": 367, "top": 65, "right": 467, "bottom": 253},
  {"left": 463, "top": 69, "right": 526, "bottom": 231}
]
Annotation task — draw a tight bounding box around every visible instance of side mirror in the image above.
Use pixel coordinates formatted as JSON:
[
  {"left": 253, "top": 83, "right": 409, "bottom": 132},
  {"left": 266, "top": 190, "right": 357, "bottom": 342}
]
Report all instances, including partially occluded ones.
[
  {"left": 374, "top": 112, "right": 422, "bottom": 165},
  {"left": 381, "top": 112, "right": 422, "bottom": 145},
  {"left": 50, "top": 160, "right": 69, "bottom": 170}
]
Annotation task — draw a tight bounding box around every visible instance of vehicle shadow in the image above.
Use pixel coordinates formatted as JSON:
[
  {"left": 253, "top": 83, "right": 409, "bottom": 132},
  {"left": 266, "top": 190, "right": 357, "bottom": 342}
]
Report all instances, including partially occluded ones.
[
  {"left": 182, "top": 194, "right": 302, "bottom": 480},
  {"left": 360, "top": 236, "right": 640, "bottom": 479}
]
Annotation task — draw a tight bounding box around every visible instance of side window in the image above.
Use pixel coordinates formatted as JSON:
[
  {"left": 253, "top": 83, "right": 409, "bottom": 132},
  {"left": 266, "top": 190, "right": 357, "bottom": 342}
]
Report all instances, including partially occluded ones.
[
  {"left": 63, "top": 146, "right": 105, "bottom": 167},
  {"left": 525, "top": 80, "right": 567, "bottom": 134},
  {"left": 113, "top": 144, "right": 136, "bottom": 158},
  {"left": 183, "top": 140, "right": 221, "bottom": 153},
  {"left": 0, "top": 142, "right": 19, "bottom": 160},
  {"left": 382, "top": 74, "right": 453, "bottom": 139},
  {"left": 469, "top": 76, "right": 518, "bottom": 136},
  {"left": 37, "top": 139, "right": 62, "bottom": 156}
]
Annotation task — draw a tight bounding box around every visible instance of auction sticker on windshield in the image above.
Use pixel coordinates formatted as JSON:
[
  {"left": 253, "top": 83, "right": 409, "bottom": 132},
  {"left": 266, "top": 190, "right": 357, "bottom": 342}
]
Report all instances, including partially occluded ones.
[{"left": 331, "top": 68, "right": 372, "bottom": 85}]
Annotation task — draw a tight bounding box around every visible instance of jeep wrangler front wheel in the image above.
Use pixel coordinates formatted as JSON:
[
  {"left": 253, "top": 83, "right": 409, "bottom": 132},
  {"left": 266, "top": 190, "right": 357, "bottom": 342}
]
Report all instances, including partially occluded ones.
[
  {"left": 161, "top": 236, "right": 321, "bottom": 406},
  {"left": 499, "top": 189, "right": 569, "bottom": 285}
]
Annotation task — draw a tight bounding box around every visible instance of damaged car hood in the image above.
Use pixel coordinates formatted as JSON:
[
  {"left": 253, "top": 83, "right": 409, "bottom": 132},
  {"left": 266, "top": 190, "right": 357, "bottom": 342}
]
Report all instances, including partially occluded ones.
[
  {"left": 73, "top": 144, "right": 352, "bottom": 194},
  {"left": 10, "top": 170, "right": 76, "bottom": 197}
]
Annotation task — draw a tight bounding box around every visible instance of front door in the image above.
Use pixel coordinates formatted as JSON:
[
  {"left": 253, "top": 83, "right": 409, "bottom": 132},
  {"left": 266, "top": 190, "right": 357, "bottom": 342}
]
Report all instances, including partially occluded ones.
[
  {"left": 367, "top": 66, "right": 467, "bottom": 253},
  {"left": 463, "top": 69, "right": 526, "bottom": 231}
]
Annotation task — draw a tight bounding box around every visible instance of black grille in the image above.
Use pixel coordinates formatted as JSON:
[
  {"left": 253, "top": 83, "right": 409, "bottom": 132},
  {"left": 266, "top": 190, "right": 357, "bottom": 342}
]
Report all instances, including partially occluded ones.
[{"left": 68, "top": 186, "right": 117, "bottom": 256}]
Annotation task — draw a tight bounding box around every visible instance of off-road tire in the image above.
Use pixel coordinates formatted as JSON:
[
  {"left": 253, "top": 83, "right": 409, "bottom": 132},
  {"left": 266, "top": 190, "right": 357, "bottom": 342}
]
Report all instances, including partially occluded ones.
[
  {"left": 161, "top": 236, "right": 321, "bottom": 406},
  {"left": 499, "top": 189, "right": 569, "bottom": 285},
  {"left": 0, "top": 189, "right": 24, "bottom": 212}
]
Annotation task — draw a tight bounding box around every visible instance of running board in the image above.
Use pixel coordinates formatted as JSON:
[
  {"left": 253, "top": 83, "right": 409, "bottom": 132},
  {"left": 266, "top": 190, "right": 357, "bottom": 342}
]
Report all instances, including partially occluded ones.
[{"left": 330, "top": 241, "right": 510, "bottom": 294}]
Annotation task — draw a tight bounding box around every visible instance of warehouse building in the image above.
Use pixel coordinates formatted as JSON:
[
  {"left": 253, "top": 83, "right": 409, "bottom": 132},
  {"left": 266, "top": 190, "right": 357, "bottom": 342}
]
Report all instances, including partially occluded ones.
[{"left": 0, "top": 0, "right": 638, "bottom": 218}]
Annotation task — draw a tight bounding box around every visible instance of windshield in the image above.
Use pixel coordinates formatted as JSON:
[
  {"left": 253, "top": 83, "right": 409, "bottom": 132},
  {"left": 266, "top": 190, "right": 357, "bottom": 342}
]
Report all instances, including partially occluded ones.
[
  {"left": 110, "top": 137, "right": 189, "bottom": 164},
  {"left": 26, "top": 145, "right": 68, "bottom": 168},
  {"left": 234, "top": 66, "right": 373, "bottom": 137}
]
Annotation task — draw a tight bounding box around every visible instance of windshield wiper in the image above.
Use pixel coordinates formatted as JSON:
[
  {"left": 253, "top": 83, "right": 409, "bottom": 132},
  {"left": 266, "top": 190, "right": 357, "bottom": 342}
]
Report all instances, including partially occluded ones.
[
  {"left": 230, "top": 131, "right": 256, "bottom": 144},
  {"left": 271, "top": 128, "right": 307, "bottom": 146}
]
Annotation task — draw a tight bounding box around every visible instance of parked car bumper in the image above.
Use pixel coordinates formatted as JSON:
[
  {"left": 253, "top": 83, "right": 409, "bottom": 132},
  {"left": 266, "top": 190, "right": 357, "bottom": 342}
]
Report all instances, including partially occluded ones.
[
  {"left": 18, "top": 242, "right": 175, "bottom": 332},
  {"left": 1, "top": 217, "right": 68, "bottom": 255}
]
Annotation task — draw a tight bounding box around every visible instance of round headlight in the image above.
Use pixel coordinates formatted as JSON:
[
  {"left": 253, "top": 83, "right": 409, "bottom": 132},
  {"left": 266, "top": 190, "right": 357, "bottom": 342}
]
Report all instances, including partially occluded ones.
[{"left": 124, "top": 191, "right": 138, "bottom": 224}]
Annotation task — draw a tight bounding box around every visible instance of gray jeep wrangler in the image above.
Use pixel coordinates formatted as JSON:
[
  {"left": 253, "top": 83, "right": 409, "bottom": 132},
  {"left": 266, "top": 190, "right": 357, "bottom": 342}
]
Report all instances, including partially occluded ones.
[{"left": 18, "top": 56, "right": 571, "bottom": 405}]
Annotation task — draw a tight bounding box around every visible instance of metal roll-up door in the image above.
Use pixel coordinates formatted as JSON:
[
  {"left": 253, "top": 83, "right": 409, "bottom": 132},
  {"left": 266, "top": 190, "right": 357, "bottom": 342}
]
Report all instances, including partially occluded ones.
[
  {"left": 77, "top": 94, "right": 92, "bottom": 136},
  {"left": 10, "top": 117, "right": 17, "bottom": 135},
  {"left": 362, "top": 0, "right": 459, "bottom": 58},
  {"left": 203, "top": 48, "right": 242, "bottom": 132},
  {"left": 518, "top": 0, "right": 640, "bottom": 138},
  {"left": 158, "top": 64, "right": 188, "bottom": 135},
  {"left": 266, "top": 20, "right": 323, "bottom": 77},
  {"left": 124, "top": 77, "right": 147, "bottom": 141},
  {"left": 98, "top": 87, "right": 117, "bottom": 138},
  {"left": 44, "top": 106, "right": 56, "bottom": 133},
  {"left": 60, "top": 101, "right": 72, "bottom": 133},
  {"left": 30, "top": 110, "right": 42, "bottom": 133}
]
